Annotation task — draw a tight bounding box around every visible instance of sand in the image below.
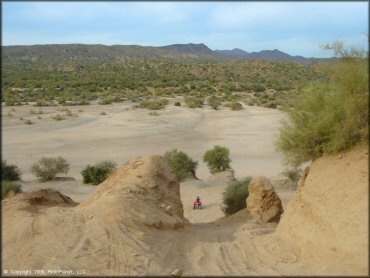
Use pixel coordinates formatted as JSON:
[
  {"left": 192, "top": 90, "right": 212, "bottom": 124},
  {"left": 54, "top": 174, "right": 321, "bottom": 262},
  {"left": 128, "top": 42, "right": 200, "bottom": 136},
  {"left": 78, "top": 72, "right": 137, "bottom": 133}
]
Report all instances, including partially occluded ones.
[
  {"left": 2, "top": 102, "right": 287, "bottom": 182},
  {"left": 3, "top": 102, "right": 289, "bottom": 220}
]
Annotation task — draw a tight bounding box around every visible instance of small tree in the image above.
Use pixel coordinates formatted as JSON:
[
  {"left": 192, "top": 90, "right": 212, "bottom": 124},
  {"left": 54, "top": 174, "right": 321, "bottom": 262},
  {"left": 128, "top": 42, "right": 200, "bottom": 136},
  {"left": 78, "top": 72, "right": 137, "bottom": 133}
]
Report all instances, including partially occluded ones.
[
  {"left": 31, "top": 157, "right": 70, "bottom": 181},
  {"left": 221, "top": 177, "right": 252, "bottom": 216},
  {"left": 163, "top": 149, "right": 198, "bottom": 181},
  {"left": 81, "top": 160, "right": 117, "bottom": 185},
  {"left": 1, "top": 160, "right": 21, "bottom": 181},
  {"left": 203, "top": 145, "right": 231, "bottom": 173}
]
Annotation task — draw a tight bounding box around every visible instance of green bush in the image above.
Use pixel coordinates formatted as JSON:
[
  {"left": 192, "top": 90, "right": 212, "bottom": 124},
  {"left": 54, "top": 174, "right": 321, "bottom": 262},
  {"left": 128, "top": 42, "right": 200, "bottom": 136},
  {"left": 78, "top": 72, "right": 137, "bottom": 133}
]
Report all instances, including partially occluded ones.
[
  {"left": 163, "top": 149, "right": 198, "bottom": 181},
  {"left": 184, "top": 97, "right": 203, "bottom": 108},
  {"left": 52, "top": 114, "right": 65, "bottom": 121},
  {"left": 203, "top": 145, "right": 231, "bottom": 173},
  {"left": 282, "top": 167, "right": 302, "bottom": 182},
  {"left": 276, "top": 42, "right": 368, "bottom": 166},
  {"left": 174, "top": 101, "right": 181, "bottom": 106},
  {"left": 231, "top": 101, "right": 243, "bottom": 110},
  {"left": 208, "top": 96, "right": 221, "bottom": 110},
  {"left": 137, "top": 99, "right": 168, "bottom": 110},
  {"left": 221, "top": 177, "right": 252, "bottom": 216},
  {"left": 98, "top": 98, "right": 113, "bottom": 105},
  {"left": 266, "top": 101, "right": 277, "bottom": 109},
  {"left": 2, "top": 180, "right": 22, "bottom": 199},
  {"left": 81, "top": 160, "right": 117, "bottom": 185},
  {"left": 1, "top": 160, "right": 21, "bottom": 181},
  {"left": 31, "top": 157, "right": 70, "bottom": 181},
  {"left": 253, "top": 84, "right": 266, "bottom": 92}
]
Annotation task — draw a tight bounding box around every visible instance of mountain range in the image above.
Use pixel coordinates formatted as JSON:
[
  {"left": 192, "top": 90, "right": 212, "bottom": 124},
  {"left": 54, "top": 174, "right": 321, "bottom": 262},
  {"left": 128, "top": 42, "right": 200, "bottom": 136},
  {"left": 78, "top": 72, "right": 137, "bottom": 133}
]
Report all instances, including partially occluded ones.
[{"left": 2, "top": 43, "right": 335, "bottom": 64}]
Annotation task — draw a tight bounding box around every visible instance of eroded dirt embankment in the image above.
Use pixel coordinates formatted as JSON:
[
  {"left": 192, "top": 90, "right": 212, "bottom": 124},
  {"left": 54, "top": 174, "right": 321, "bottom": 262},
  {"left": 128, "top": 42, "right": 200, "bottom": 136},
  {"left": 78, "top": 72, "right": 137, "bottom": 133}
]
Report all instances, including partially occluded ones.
[{"left": 2, "top": 145, "right": 368, "bottom": 276}]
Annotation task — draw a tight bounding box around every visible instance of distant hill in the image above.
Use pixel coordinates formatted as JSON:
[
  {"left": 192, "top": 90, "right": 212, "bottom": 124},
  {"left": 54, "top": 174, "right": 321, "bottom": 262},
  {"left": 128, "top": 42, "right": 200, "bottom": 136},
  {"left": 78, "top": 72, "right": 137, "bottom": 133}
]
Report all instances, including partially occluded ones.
[{"left": 2, "top": 43, "right": 336, "bottom": 64}]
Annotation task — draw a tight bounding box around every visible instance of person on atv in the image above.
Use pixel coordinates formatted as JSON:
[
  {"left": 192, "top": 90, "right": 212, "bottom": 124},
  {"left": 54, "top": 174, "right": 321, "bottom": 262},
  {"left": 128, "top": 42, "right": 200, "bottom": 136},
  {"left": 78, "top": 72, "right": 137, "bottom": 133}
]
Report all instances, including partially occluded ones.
[{"left": 193, "top": 196, "right": 202, "bottom": 209}]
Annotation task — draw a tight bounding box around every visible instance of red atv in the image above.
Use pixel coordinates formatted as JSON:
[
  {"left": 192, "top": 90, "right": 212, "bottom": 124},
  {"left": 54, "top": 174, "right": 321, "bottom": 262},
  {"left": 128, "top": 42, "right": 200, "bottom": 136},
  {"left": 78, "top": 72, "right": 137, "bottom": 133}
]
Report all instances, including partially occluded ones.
[{"left": 193, "top": 200, "right": 202, "bottom": 209}]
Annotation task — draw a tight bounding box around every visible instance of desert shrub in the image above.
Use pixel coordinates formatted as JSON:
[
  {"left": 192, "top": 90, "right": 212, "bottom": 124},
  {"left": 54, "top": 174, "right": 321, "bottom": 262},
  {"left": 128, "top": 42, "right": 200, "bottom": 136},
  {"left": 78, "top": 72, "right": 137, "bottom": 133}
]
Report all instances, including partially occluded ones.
[
  {"left": 100, "top": 111, "right": 107, "bottom": 115},
  {"left": 276, "top": 42, "right": 368, "bottom": 166},
  {"left": 81, "top": 160, "right": 117, "bottom": 185},
  {"left": 163, "top": 149, "right": 198, "bottom": 181},
  {"left": 174, "top": 101, "right": 181, "bottom": 106},
  {"left": 282, "top": 167, "right": 302, "bottom": 182},
  {"left": 266, "top": 101, "right": 277, "bottom": 109},
  {"left": 24, "top": 119, "right": 33, "bottom": 125},
  {"left": 2, "top": 180, "right": 22, "bottom": 199},
  {"left": 137, "top": 99, "right": 168, "bottom": 110},
  {"left": 184, "top": 96, "right": 203, "bottom": 108},
  {"left": 221, "top": 177, "right": 252, "bottom": 216},
  {"left": 1, "top": 160, "right": 21, "bottom": 181},
  {"left": 52, "top": 114, "right": 65, "bottom": 121},
  {"left": 34, "top": 101, "right": 55, "bottom": 107},
  {"left": 65, "top": 109, "right": 73, "bottom": 116},
  {"left": 208, "top": 96, "right": 221, "bottom": 110},
  {"left": 203, "top": 145, "right": 231, "bottom": 173},
  {"left": 231, "top": 101, "right": 243, "bottom": 110},
  {"left": 31, "top": 157, "right": 70, "bottom": 181},
  {"left": 253, "top": 84, "right": 266, "bottom": 92},
  {"left": 98, "top": 97, "right": 114, "bottom": 105}
]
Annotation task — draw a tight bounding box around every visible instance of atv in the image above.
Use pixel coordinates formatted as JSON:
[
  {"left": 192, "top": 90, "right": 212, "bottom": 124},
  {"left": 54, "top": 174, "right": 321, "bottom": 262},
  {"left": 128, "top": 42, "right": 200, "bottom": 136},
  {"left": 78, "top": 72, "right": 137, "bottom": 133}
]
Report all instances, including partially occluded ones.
[{"left": 193, "top": 200, "right": 202, "bottom": 209}]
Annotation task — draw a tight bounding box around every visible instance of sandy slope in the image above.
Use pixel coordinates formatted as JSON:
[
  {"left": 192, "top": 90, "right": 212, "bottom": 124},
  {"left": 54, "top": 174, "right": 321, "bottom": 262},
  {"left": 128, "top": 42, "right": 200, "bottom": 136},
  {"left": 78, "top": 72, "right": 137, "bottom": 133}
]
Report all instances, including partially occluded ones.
[
  {"left": 2, "top": 145, "right": 367, "bottom": 276},
  {"left": 272, "top": 143, "right": 369, "bottom": 275}
]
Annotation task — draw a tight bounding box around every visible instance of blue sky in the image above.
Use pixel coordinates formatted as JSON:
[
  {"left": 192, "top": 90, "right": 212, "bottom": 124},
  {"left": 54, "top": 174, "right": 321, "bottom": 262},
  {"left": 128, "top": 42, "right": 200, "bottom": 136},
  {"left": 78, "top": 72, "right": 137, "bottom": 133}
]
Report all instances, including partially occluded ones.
[{"left": 3, "top": 1, "right": 368, "bottom": 57}]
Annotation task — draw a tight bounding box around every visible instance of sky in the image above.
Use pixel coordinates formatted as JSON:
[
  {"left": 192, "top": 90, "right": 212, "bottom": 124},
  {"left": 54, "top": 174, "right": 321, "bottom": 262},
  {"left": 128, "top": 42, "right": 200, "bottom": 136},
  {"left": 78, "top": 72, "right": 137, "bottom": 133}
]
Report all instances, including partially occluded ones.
[{"left": 2, "top": 1, "right": 369, "bottom": 58}]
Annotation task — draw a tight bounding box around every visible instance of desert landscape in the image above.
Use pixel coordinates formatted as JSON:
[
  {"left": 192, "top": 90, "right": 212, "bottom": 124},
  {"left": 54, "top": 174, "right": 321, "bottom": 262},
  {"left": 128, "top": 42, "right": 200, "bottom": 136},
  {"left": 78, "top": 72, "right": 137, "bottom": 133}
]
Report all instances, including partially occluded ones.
[
  {"left": 2, "top": 100, "right": 368, "bottom": 276},
  {"left": 2, "top": 1, "right": 368, "bottom": 277},
  {"left": 2, "top": 102, "right": 290, "bottom": 220}
]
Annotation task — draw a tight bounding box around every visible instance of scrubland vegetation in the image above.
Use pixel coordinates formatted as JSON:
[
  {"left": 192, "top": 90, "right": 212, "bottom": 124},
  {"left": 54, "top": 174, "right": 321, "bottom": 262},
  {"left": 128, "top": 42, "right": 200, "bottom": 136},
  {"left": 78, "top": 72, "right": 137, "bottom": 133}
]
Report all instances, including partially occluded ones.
[
  {"left": 3, "top": 59, "right": 325, "bottom": 110},
  {"left": 221, "top": 177, "right": 252, "bottom": 216},
  {"left": 81, "top": 160, "right": 117, "bottom": 185},
  {"left": 203, "top": 146, "right": 231, "bottom": 173},
  {"left": 163, "top": 149, "right": 198, "bottom": 181},
  {"left": 276, "top": 42, "right": 368, "bottom": 166},
  {"left": 2, "top": 181, "right": 22, "bottom": 199},
  {"left": 2, "top": 160, "right": 21, "bottom": 181},
  {"left": 1, "top": 160, "right": 22, "bottom": 199},
  {"left": 31, "top": 157, "right": 70, "bottom": 181}
]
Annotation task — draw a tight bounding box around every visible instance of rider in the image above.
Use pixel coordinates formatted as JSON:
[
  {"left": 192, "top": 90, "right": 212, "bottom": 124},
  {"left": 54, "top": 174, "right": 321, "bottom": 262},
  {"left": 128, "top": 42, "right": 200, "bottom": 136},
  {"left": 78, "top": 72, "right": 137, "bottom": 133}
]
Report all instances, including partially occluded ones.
[{"left": 196, "top": 196, "right": 201, "bottom": 205}]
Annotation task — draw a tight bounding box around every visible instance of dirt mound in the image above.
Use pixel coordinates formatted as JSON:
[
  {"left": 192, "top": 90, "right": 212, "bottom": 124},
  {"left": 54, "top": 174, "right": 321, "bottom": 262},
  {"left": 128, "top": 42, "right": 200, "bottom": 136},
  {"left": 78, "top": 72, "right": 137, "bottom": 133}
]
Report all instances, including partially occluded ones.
[
  {"left": 79, "top": 155, "right": 188, "bottom": 229},
  {"left": 246, "top": 176, "right": 284, "bottom": 223},
  {"left": 2, "top": 155, "right": 188, "bottom": 275},
  {"left": 2, "top": 189, "right": 78, "bottom": 214},
  {"left": 273, "top": 143, "right": 368, "bottom": 274}
]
